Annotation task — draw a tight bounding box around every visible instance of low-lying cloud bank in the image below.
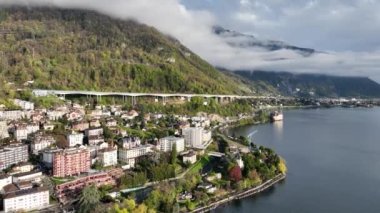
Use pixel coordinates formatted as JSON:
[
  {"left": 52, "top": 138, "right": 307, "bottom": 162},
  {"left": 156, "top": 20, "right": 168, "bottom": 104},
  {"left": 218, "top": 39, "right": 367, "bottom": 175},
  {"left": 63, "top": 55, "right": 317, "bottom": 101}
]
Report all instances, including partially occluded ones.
[{"left": 2, "top": 0, "right": 380, "bottom": 81}]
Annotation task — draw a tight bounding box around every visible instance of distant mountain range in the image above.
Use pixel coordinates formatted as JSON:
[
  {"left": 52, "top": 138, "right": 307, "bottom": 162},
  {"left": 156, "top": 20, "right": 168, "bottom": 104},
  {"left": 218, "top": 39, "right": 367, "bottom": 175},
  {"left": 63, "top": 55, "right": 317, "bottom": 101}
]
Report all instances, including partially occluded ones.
[
  {"left": 214, "top": 26, "right": 380, "bottom": 98},
  {"left": 235, "top": 71, "right": 380, "bottom": 98},
  {"left": 213, "top": 26, "right": 316, "bottom": 57}
]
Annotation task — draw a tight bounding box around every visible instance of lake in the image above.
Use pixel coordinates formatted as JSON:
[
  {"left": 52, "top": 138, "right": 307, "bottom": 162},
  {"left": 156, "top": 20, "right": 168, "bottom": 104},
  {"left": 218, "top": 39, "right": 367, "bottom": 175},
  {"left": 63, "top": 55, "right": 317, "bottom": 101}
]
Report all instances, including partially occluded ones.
[{"left": 215, "top": 107, "right": 380, "bottom": 213}]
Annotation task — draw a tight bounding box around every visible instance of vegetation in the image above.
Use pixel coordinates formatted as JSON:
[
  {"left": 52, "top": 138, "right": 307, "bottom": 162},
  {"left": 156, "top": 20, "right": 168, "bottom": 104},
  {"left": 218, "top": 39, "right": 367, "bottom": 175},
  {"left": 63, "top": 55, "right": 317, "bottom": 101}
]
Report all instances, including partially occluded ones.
[
  {"left": 110, "top": 198, "right": 156, "bottom": 213},
  {"left": 120, "top": 172, "right": 147, "bottom": 188},
  {"left": 78, "top": 185, "right": 102, "bottom": 213},
  {"left": 130, "top": 97, "right": 255, "bottom": 117},
  {"left": 0, "top": 7, "right": 252, "bottom": 101}
]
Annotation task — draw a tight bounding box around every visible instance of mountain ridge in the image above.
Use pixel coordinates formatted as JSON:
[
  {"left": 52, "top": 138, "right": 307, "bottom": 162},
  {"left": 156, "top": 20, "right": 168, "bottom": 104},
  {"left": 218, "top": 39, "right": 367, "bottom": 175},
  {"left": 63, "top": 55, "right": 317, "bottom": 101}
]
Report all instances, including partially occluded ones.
[
  {"left": 235, "top": 70, "right": 380, "bottom": 98},
  {"left": 0, "top": 7, "right": 253, "bottom": 98}
]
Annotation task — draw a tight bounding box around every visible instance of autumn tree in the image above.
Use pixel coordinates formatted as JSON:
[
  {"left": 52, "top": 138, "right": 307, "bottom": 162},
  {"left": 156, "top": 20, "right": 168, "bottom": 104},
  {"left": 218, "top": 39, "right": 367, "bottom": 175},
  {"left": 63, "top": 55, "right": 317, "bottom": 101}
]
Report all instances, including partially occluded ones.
[{"left": 229, "top": 165, "right": 243, "bottom": 182}]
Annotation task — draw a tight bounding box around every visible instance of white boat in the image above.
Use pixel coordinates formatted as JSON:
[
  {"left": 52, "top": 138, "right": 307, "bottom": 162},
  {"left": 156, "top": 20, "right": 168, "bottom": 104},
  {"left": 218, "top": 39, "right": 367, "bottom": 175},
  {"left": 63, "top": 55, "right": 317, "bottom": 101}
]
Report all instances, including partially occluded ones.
[{"left": 270, "top": 111, "right": 283, "bottom": 122}]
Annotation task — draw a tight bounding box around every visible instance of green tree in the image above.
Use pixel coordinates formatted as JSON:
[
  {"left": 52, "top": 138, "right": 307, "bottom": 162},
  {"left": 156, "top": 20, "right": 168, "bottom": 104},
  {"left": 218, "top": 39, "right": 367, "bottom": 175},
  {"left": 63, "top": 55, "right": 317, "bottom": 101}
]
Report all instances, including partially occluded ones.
[
  {"left": 78, "top": 185, "right": 101, "bottom": 213},
  {"left": 170, "top": 143, "right": 177, "bottom": 165}
]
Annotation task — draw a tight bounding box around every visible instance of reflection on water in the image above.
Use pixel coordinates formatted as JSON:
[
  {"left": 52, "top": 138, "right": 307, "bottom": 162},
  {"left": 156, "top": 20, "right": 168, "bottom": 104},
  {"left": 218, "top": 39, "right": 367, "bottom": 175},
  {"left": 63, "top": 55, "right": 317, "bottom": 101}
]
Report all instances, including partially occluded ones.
[{"left": 272, "top": 121, "right": 283, "bottom": 138}]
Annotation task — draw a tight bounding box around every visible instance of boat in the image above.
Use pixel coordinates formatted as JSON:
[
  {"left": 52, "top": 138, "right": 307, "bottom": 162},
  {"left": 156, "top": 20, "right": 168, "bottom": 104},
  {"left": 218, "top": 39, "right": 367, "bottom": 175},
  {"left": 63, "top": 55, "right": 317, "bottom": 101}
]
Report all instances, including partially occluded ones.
[{"left": 270, "top": 111, "right": 283, "bottom": 122}]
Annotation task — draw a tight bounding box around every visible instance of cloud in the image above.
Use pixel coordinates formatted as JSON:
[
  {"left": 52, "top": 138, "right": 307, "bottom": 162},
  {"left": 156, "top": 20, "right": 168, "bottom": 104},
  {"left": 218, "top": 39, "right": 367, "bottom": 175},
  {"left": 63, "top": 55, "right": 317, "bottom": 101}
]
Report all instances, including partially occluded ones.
[{"left": 2, "top": 0, "right": 380, "bottom": 82}]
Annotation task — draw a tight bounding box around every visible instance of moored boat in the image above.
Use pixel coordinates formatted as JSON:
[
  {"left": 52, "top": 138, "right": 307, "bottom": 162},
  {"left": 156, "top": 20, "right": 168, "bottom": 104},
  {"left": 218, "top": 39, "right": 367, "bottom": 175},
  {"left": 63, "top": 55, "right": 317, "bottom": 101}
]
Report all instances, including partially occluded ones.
[{"left": 270, "top": 111, "right": 283, "bottom": 122}]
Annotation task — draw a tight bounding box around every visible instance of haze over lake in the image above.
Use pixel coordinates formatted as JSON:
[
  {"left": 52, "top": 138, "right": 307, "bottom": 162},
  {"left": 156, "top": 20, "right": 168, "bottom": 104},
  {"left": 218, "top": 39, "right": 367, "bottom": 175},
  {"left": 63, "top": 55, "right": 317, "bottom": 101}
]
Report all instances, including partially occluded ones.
[{"left": 218, "top": 108, "right": 380, "bottom": 213}]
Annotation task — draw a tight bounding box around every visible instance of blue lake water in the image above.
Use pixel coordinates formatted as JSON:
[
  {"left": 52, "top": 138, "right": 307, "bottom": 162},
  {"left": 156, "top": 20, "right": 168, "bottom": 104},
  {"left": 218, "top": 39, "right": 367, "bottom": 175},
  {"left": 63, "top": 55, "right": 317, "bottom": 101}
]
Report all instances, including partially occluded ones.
[{"left": 216, "top": 108, "right": 380, "bottom": 213}]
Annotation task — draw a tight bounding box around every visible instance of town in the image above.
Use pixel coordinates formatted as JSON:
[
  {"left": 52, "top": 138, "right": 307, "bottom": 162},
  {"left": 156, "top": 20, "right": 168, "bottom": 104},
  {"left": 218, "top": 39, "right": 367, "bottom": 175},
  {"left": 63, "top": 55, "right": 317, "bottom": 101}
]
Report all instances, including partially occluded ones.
[{"left": 0, "top": 91, "right": 293, "bottom": 213}]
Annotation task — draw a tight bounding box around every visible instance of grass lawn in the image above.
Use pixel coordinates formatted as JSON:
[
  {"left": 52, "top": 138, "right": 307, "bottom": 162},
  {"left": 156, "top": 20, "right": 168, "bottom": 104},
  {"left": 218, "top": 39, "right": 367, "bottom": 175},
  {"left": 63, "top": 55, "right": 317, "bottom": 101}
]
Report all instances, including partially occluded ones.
[
  {"left": 51, "top": 177, "right": 75, "bottom": 185},
  {"left": 188, "top": 156, "right": 210, "bottom": 174}
]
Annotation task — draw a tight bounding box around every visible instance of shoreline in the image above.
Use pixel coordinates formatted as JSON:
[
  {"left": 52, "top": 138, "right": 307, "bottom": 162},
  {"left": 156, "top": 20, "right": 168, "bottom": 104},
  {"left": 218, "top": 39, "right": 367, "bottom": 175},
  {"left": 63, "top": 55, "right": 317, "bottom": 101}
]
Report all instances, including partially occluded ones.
[
  {"left": 192, "top": 114, "right": 287, "bottom": 213},
  {"left": 191, "top": 174, "right": 286, "bottom": 213}
]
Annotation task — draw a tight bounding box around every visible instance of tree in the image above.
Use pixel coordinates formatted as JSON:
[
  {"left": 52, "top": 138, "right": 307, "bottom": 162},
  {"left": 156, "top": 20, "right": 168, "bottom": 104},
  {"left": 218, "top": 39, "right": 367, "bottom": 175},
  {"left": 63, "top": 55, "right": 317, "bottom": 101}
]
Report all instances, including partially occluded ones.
[
  {"left": 170, "top": 143, "right": 177, "bottom": 165},
  {"left": 78, "top": 185, "right": 101, "bottom": 213},
  {"left": 122, "top": 199, "right": 136, "bottom": 211},
  {"left": 144, "top": 189, "right": 160, "bottom": 210},
  {"left": 229, "top": 166, "right": 243, "bottom": 182},
  {"left": 277, "top": 157, "right": 287, "bottom": 174}
]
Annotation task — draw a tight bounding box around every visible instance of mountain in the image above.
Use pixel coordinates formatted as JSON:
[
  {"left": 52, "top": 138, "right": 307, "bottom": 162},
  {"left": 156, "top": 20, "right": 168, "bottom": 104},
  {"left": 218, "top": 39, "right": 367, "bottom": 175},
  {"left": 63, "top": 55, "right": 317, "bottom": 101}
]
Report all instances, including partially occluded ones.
[
  {"left": 0, "top": 7, "right": 253, "bottom": 97},
  {"left": 213, "top": 26, "right": 316, "bottom": 57},
  {"left": 236, "top": 71, "right": 380, "bottom": 98}
]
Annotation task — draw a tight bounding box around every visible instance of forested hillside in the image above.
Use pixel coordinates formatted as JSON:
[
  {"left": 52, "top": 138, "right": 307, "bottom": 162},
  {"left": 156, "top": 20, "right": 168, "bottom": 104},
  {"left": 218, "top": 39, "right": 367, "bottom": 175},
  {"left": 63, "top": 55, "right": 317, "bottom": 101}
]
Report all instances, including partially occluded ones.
[
  {"left": 0, "top": 7, "right": 252, "bottom": 97},
  {"left": 236, "top": 71, "right": 380, "bottom": 98}
]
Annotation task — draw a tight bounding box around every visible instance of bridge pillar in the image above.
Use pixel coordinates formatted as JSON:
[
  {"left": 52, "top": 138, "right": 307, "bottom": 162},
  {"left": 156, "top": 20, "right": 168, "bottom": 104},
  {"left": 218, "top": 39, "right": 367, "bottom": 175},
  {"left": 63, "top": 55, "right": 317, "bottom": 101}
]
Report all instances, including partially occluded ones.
[{"left": 131, "top": 96, "right": 137, "bottom": 106}]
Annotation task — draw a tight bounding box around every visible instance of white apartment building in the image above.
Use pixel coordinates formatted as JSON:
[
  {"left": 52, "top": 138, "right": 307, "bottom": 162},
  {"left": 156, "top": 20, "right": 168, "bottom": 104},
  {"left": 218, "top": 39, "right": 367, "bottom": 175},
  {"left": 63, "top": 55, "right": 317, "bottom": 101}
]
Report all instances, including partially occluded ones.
[
  {"left": 119, "top": 137, "right": 141, "bottom": 149},
  {"left": 159, "top": 136, "right": 185, "bottom": 152},
  {"left": 118, "top": 145, "right": 153, "bottom": 168},
  {"left": 0, "top": 110, "right": 29, "bottom": 121},
  {"left": 13, "top": 99, "right": 34, "bottom": 111},
  {"left": 0, "top": 174, "right": 12, "bottom": 190},
  {"left": 47, "top": 110, "right": 66, "bottom": 121},
  {"left": 202, "top": 130, "right": 212, "bottom": 143},
  {"left": 0, "top": 121, "right": 9, "bottom": 139},
  {"left": 3, "top": 187, "right": 49, "bottom": 212},
  {"left": 26, "top": 123, "right": 40, "bottom": 135},
  {"left": 182, "top": 127, "right": 203, "bottom": 148},
  {"left": 98, "top": 147, "right": 118, "bottom": 167},
  {"left": 14, "top": 126, "right": 28, "bottom": 141},
  {"left": 182, "top": 152, "right": 197, "bottom": 164},
  {"left": 30, "top": 134, "right": 55, "bottom": 155},
  {"left": 66, "top": 133, "right": 84, "bottom": 147},
  {"left": 12, "top": 171, "right": 43, "bottom": 184},
  {"left": 0, "top": 143, "right": 29, "bottom": 170}
]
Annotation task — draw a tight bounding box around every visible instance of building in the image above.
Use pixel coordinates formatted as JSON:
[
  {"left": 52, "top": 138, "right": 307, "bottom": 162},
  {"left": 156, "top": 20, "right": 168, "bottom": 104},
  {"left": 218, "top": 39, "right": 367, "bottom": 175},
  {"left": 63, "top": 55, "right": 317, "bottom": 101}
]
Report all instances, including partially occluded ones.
[
  {"left": 98, "top": 147, "right": 118, "bottom": 167},
  {"left": 0, "top": 174, "right": 12, "bottom": 190},
  {"left": 88, "top": 142, "right": 109, "bottom": 162},
  {"left": 89, "top": 119, "right": 101, "bottom": 128},
  {"left": 71, "top": 121, "right": 89, "bottom": 132},
  {"left": 2, "top": 185, "right": 49, "bottom": 212},
  {"left": 42, "top": 147, "right": 90, "bottom": 177},
  {"left": 0, "top": 121, "right": 9, "bottom": 139},
  {"left": 47, "top": 110, "right": 66, "bottom": 121},
  {"left": 55, "top": 172, "right": 116, "bottom": 204},
  {"left": 14, "top": 125, "right": 28, "bottom": 141},
  {"left": 105, "top": 118, "right": 117, "bottom": 127},
  {"left": 182, "top": 151, "right": 197, "bottom": 164},
  {"left": 182, "top": 127, "right": 204, "bottom": 148},
  {"left": 26, "top": 123, "right": 40, "bottom": 135},
  {"left": 0, "top": 143, "right": 29, "bottom": 170},
  {"left": 30, "top": 133, "right": 55, "bottom": 155},
  {"left": 85, "top": 127, "right": 103, "bottom": 137},
  {"left": 66, "top": 132, "right": 84, "bottom": 147},
  {"left": 65, "top": 110, "right": 84, "bottom": 121},
  {"left": 191, "top": 116, "right": 210, "bottom": 128},
  {"left": 10, "top": 162, "right": 35, "bottom": 174},
  {"left": 159, "top": 136, "right": 185, "bottom": 152},
  {"left": 0, "top": 110, "right": 27, "bottom": 121},
  {"left": 12, "top": 170, "right": 43, "bottom": 184},
  {"left": 118, "top": 145, "right": 153, "bottom": 168},
  {"left": 85, "top": 128, "right": 104, "bottom": 145},
  {"left": 42, "top": 122, "right": 55, "bottom": 131},
  {"left": 119, "top": 137, "right": 141, "bottom": 149},
  {"left": 88, "top": 135, "right": 104, "bottom": 146},
  {"left": 202, "top": 130, "right": 212, "bottom": 143},
  {"left": 13, "top": 99, "right": 34, "bottom": 111}
]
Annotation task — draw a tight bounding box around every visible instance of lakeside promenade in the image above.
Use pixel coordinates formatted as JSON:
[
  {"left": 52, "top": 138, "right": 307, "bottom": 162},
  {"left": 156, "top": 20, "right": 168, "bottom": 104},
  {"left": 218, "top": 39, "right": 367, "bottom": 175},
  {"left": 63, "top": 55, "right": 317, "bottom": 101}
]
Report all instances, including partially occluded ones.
[{"left": 191, "top": 174, "right": 286, "bottom": 213}]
